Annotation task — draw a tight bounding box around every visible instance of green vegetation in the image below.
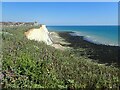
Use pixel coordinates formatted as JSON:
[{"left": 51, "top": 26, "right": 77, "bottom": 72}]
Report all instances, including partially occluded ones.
[{"left": 1, "top": 26, "right": 120, "bottom": 89}]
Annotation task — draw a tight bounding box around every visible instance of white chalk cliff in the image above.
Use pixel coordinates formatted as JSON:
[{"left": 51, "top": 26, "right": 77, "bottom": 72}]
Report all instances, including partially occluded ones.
[{"left": 24, "top": 25, "right": 53, "bottom": 45}]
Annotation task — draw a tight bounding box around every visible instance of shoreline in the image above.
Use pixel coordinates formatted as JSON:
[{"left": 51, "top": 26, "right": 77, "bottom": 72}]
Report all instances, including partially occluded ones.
[
  {"left": 69, "top": 31, "right": 119, "bottom": 47},
  {"left": 47, "top": 26, "right": 118, "bottom": 47},
  {"left": 54, "top": 31, "right": 119, "bottom": 47},
  {"left": 54, "top": 31, "right": 120, "bottom": 66}
]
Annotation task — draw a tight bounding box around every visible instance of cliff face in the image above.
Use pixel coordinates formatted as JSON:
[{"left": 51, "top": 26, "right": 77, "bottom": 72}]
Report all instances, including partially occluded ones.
[{"left": 24, "top": 25, "right": 53, "bottom": 45}]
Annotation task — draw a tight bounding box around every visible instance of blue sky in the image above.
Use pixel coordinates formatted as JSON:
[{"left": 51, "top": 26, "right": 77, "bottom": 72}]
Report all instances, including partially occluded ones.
[{"left": 2, "top": 2, "right": 118, "bottom": 25}]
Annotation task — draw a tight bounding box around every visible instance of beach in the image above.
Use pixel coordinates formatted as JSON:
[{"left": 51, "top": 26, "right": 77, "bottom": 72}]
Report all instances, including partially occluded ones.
[{"left": 50, "top": 31, "right": 120, "bottom": 66}]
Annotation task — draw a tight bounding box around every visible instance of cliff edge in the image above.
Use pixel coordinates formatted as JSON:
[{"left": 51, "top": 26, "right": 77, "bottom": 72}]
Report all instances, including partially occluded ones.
[
  {"left": 24, "top": 25, "right": 70, "bottom": 50},
  {"left": 24, "top": 25, "right": 53, "bottom": 45}
]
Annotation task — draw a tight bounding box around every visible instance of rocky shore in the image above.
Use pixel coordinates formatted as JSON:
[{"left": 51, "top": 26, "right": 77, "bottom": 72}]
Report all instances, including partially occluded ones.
[{"left": 54, "top": 31, "right": 120, "bottom": 66}]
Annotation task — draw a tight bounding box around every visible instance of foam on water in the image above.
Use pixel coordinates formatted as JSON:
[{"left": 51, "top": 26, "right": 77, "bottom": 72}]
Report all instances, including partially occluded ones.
[{"left": 71, "top": 31, "right": 118, "bottom": 46}]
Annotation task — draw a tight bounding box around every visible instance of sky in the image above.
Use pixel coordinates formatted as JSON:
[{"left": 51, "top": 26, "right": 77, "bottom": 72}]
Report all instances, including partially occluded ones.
[
  {"left": 2, "top": 2, "right": 118, "bottom": 25},
  {"left": 1, "top": 0, "right": 120, "bottom": 2}
]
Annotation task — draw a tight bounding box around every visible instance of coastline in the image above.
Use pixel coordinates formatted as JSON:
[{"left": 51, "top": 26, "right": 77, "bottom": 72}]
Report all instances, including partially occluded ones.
[
  {"left": 53, "top": 31, "right": 120, "bottom": 66},
  {"left": 47, "top": 26, "right": 118, "bottom": 46},
  {"left": 69, "top": 31, "right": 119, "bottom": 46}
]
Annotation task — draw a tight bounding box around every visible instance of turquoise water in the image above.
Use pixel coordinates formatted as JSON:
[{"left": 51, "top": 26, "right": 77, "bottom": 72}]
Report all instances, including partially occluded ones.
[{"left": 47, "top": 26, "right": 118, "bottom": 46}]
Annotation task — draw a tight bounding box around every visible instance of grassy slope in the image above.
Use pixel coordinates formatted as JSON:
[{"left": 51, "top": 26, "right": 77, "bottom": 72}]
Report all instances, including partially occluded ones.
[{"left": 1, "top": 26, "right": 120, "bottom": 89}]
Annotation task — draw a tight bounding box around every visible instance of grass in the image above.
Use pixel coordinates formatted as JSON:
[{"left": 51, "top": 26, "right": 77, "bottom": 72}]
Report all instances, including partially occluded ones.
[{"left": 1, "top": 26, "right": 120, "bottom": 89}]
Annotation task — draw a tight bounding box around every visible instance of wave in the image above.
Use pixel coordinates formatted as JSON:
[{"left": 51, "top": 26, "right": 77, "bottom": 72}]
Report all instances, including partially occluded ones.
[{"left": 70, "top": 31, "right": 118, "bottom": 46}]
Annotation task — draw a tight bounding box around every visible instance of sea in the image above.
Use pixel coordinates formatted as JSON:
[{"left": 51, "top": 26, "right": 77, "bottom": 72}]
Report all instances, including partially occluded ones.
[{"left": 47, "top": 26, "right": 119, "bottom": 46}]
